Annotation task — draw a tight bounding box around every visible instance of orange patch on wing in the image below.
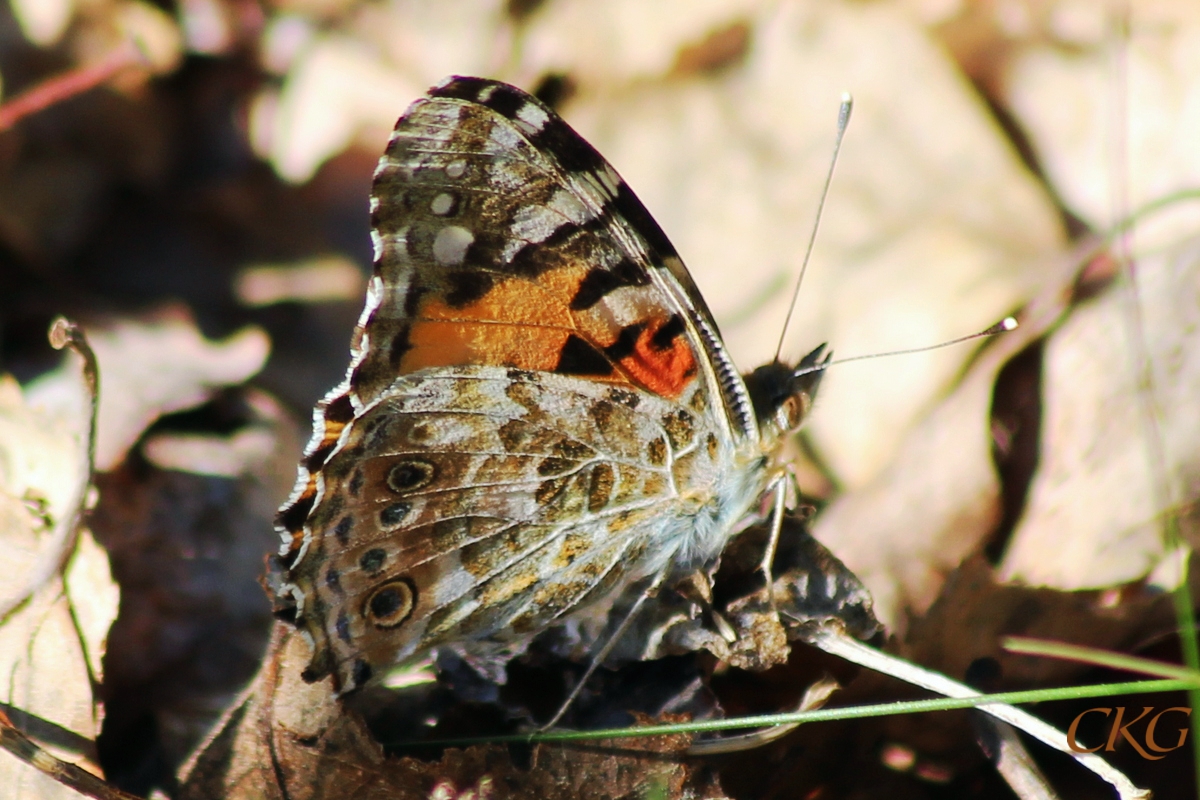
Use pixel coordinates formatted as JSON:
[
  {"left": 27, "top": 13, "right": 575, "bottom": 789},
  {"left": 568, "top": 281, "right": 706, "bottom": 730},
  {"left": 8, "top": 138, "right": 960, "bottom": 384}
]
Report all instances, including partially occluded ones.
[
  {"left": 390, "top": 265, "right": 697, "bottom": 398},
  {"left": 396, "top": 266, "right": 641, "bottom": 382},
  {"left": 403, "top": 319, "right": 571, "bottom": 372},
  {"left": 399, "top": 270, "right": 580, "bottom": 371},
  {"left": 425, "top": 272, "right": 577, "bottom": 328},
  {"left": 314, "top": 420, "right": 346, "bottom": 452},
  {"left": 396, "top": 266, "right": 608, "bottom": 373},
  {"left": 615, "top": 318, "right": 698, "bottom": 399}
]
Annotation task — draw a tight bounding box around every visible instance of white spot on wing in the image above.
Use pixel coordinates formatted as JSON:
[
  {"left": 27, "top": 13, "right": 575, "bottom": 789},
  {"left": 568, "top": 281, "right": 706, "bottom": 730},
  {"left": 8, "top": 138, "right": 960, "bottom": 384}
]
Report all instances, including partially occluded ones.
[
  {"left": 515, "top": 101, "right": 549, "bottom": 134},
  {"left": 433, "top": 225, "right": 474, "bottom": 265},
  {"left": 507, "top": 204, "right": 561, "bottom": 251},
  {"left": 488, "top": 122, "right": 522, "bottom": 152},
  {"left": 568, "top": 171, "right": 612, "bottom": 212},
  {"left": 430, "top": 193, "right": 454, "bottom": 215},
  {"left": 598, "top": 164, "right": 621, "bottom": 197},
  {"left": 446, "top": 160, "right": 466, "bottom": 178},
  {"left": 548, "top": 188, "right": 595, "bottom": 224},
  {"left": 500, "top": 188, "right": 597, "bottom": 262}
]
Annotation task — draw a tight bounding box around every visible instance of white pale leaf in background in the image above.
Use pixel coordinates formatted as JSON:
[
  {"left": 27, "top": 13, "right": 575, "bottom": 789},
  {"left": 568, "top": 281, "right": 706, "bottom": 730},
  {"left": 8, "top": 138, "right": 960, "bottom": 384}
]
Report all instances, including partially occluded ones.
[
  {"left": 11, "top": 0, "right": 74, "bottom": 47},
  {"left": 25, "top": 309, "right": 270, "bottom": 471},
  {"left": 1000, "top": 3, "right": 1200, "bottom": 589},
  {"left": 0, "top": 376, "right": 115, "bottom": 797}
]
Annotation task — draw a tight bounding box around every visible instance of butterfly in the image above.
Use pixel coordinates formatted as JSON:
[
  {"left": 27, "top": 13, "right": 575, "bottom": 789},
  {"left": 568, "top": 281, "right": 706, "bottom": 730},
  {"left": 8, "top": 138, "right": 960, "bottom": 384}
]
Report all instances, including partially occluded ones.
[{"left": 272, "top": 76, "right": 829, "bottom": 694}]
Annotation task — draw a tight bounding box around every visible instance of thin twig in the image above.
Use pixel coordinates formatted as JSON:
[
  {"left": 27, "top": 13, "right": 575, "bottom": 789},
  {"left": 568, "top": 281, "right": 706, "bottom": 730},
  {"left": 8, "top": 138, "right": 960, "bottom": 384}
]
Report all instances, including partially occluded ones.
[
  {"left": 0, "top": 709, "right": 139, "bottom": 800},
  {"left": 0, "top": 45, "right": 145, "bottom": 132},
  {"left": 808, "top": 627, "right": 1150, "bottom": 800}
]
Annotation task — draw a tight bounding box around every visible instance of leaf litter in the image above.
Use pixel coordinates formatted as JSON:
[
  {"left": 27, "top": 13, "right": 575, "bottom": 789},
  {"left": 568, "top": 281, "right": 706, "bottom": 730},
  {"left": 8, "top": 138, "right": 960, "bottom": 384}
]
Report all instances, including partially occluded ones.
[{"left": 0, "top": 0, "right": 1196, "bottom": 798}]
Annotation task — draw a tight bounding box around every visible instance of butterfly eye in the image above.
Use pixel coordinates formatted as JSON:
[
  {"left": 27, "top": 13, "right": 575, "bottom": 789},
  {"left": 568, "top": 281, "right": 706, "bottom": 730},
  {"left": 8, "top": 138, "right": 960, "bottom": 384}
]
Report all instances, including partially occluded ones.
[
  {"left": 776, "top": 394, "right": 808, "bottom": 432},
  {"left": 364, "top": 578, "right": 416, "bottom": 629},
  {"left": 387, "top": 460, "right": 435, "bottom": 492}
]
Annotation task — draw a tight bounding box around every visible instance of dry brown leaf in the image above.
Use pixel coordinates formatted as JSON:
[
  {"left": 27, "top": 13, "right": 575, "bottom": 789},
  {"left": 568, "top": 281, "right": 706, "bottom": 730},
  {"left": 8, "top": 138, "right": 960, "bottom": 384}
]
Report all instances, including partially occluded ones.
[
  {"left": 178, "top": 628, "right": 717, "bottom": 800},
  {"left": 24, "top": 307, "right": 270, "bottom": 471},
  {"left": 0, "top": 372, "right": 117, "bottom": 795},
  {"left": 91, "top": 387, "right": 301, "bottom": 775},
  {"left": 1001, "top": 237, "right": 1200, "bottom": 588},
  {"left": 904, "top": 556, "right": 1181, "bottom": 689},
  {"left": 994, "top": 2, "right": 1200, "bottom": 589}
]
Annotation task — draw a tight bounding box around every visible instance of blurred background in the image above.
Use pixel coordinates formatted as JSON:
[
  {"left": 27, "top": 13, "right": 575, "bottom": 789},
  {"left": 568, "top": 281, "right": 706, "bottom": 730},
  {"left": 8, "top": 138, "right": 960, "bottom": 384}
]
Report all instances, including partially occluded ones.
[{"left": 1, "top": 0, "right": 1198, "bottom": 797}]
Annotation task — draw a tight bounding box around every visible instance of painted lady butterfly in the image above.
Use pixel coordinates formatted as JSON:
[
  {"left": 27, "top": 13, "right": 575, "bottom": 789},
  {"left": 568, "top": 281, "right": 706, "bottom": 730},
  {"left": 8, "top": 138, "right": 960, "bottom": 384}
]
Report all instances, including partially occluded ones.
[{"left": 272, "top": 76, "right": 828, "bottom": 694}]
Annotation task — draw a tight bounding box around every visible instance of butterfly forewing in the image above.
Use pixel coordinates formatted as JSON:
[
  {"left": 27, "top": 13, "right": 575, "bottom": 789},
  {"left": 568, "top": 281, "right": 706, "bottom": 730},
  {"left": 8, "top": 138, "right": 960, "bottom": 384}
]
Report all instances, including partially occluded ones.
[{"left": 274, "top": 77, "right": 770, "bottom": 691}]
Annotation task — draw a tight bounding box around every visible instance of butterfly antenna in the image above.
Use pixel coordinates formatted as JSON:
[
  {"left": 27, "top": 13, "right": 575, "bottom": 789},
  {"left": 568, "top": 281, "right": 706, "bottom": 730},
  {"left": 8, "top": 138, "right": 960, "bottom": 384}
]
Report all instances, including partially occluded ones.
[
  {"left": 774, "top": 93, "right": 854, "bottom": 363},
  {"left": 793, "top": 317, "right": 1019, "bottom": 378}
]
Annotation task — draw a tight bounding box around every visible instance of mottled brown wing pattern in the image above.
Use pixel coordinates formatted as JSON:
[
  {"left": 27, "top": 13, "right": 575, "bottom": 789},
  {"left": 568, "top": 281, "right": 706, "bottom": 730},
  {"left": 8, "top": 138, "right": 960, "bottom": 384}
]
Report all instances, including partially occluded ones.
[
  {"left": 275, "top": 78, "right": 757, "bottom": 561},
  {"left": 272, "top": 78, "right": 766, "bottom": 691},
  {"left": 286, "top": 367, "right": 731, "bottom": 688}
]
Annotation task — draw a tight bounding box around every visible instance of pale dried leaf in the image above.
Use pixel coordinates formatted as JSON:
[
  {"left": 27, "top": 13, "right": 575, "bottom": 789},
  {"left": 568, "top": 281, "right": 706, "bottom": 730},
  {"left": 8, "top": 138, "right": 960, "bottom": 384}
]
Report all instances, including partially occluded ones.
[
  {"left": 0, "top": 577, "right": 102, "bottom": 798},
  {"left": 234, "top": 255, "right": 366, "bottom": 307},
  {"left": 0, "top": 375, "right": 86, "bottom": 557},
  {"left": 0, "top": 374, "right": 107, "bottom": 796},
  {"left": 523, "top": 0, "right": 760, "bottom": 82},
  {"left": 259, "top": 33, "right": 422, "bottom": 182},
  {"left": 813, "top": 255, "right": 1070, "bottom": 628},
  {"left": 10, "top": 0, "right": 74, "bottom": 46},
  {"left": 118, "top": 1, "right": 185, "bottom": 74},
  {"left": 24, "top": 308, "right": 270, "bottom": 471},
  {"left": 1000, "top": 237, "right": 1200, "bottom": 588},
  {"left": 997, "top": 2, "right": 1200, "bottom": 588},
  {"left": 64, "top": 528, "right": 121, "bottom": 683},
  {"left": 1006, "top": 2, "right": 1200, "bottom": 242}
]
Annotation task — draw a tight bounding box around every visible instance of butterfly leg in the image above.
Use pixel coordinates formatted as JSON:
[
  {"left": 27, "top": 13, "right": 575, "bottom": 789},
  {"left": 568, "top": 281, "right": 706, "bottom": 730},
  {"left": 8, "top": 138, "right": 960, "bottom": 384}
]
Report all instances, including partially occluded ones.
[
  {"left": 758, "top": 474, "right": 789, "bottom": 607},
  {"left": 540, "top": 570, "right": 668, "bottom": 731},
  {"left": 678, "top": 569, "right": 737, "bottom": 643}
]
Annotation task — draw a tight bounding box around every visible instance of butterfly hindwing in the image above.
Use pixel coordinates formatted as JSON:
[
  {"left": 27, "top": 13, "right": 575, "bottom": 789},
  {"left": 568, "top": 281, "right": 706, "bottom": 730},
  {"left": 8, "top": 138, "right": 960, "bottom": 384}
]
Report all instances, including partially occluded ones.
[{"left": 289, "top": 367, "right": 712, "bottom": 687}]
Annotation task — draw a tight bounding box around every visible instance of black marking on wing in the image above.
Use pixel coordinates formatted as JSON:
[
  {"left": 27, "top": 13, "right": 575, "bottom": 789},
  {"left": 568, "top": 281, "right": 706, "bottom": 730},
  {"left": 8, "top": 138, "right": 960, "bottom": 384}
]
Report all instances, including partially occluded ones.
[
  {"left": 650, "top": 314, "right": 686, "bottom": 350},
  {"left": 532, "top": 72, "right": 575, "bottom": 110},
  {"left": 324, "top": 394, "right": 355, "bottom": 424},
  {"left": 506, "top": 216, "right": 610, "bottom": 278},
  {"left": 570, "top": 257, "right": 650, "bottom": 310},
  {"left": 388, "top": 325, "right": 412, "bottom": 367},
  {"left": 431, "top": 79, "right": 679, "bottom": 261},
  {"left": 304, "top": 442, "right": 335, "bottom": 472},
  {"left": 445, "top": 270, "right": 495, "bottom": 307},
  {"left": 555, "top": 334, "right": 615, "bottom": 376},
  {"left": 601, "top": 322, "right": 648, "bottom": 361},
  {"left": 277, "top": 493, "right": 315, "bottom": 536}
]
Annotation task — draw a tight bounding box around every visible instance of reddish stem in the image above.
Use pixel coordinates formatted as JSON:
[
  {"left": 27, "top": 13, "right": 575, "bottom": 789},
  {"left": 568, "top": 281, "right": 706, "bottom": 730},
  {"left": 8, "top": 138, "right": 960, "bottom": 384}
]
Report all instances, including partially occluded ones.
[{"left": 0, "top": 44, "right": 145, "bottom": 132}]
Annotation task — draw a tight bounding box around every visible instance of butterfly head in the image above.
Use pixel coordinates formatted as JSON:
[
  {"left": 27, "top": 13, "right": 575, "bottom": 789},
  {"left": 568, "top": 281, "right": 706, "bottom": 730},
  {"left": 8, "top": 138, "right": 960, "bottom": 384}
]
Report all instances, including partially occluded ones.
[{"left": 744, "top": 344, "right": 831, "bottom": 440}]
